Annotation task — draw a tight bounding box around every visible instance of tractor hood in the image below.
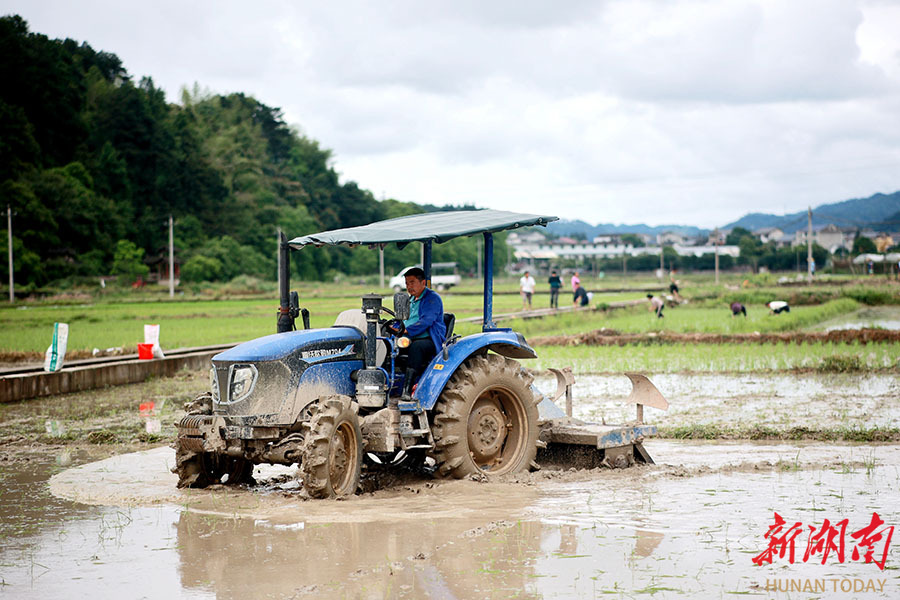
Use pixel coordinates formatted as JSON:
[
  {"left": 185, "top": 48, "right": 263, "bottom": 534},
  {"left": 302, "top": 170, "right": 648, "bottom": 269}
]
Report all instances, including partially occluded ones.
[
  {"left": 209, "top": 327, "right": 365, "bottom": 422},
  {"left": 214, "top": 328, "right": 363, "bottom": 362}
]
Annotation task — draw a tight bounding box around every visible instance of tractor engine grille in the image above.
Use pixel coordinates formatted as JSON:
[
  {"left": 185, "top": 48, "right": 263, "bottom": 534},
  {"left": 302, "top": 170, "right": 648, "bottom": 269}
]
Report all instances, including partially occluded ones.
[{"left": 177, "top": 414, "right": 213, "bottom": 453}]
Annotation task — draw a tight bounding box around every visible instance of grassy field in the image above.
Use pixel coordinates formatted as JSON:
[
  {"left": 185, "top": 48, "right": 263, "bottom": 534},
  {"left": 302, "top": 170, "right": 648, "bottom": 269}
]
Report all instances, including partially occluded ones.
[
  {"left": 532, "top": 341, "right": 900, "bottom": 373},
  {"left": 1, "top": 276, "right": 897, "bottom": 373},
  {"left": 0, "top": 293, "right": 861, "bottom": 354}
]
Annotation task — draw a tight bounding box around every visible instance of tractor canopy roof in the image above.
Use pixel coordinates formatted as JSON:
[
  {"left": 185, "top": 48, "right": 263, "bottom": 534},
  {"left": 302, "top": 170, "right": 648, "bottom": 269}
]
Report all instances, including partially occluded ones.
[{"left": 288, "top": 209, "right": 558, "bottom": 250}]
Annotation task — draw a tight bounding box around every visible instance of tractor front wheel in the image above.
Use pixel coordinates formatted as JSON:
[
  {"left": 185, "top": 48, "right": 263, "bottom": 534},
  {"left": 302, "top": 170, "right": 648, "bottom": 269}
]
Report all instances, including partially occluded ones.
[
  {"left": 300, "top": 396, "right": 362, "bottom": 498},
  {"left": 431, "top": 353, "right": 539, "bottom": 478},
  {"left": 173, "top": 447, "right": 255, "bottom": 488},
  {"left": 172, "top": 392, "right": 255, "bottom": 488}
]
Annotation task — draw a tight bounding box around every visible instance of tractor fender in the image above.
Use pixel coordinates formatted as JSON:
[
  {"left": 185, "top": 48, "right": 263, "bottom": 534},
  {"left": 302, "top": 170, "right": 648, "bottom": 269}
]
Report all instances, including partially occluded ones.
[{"left": 408, "top": 330, "right": 537, "bottom": 411}]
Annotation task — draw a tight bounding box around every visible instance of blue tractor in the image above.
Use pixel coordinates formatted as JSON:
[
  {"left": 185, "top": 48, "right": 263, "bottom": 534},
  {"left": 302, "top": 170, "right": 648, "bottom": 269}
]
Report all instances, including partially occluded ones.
[{"left": 173, "top": 210, "right": 665, "bottom": 497}]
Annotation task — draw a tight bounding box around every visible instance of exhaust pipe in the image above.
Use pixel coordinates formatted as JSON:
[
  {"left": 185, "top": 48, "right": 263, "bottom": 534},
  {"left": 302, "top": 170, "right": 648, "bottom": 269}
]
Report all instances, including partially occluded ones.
[
  {"left": 277, "top": 232, "right": 296, "bottom": 333},
  {"left": 357, "top": 294, "right": 388, "bottom": 408}
]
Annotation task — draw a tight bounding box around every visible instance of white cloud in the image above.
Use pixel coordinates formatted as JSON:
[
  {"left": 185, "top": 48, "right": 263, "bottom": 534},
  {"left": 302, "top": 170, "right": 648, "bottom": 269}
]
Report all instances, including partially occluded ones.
[{"left": 5, "top": 0, "right": 900, "bottom": 227}]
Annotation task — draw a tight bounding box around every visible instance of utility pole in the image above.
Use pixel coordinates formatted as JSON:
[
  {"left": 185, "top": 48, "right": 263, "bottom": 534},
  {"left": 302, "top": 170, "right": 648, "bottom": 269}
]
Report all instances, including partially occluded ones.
[
  {"left": 168, "top": 215, "right": 175, "bottom": 298},
  {"left": 6, "top": 205, "right": 13, "bottom": 303},
  {"left": 807, "top": 206, "right": 813, "bottom": 284},
  {"left": 659, "top": 244, "right": 665, "bottom": 279},
  {"left": 714, "top": 228, "right": 720, "bottom": 285}
]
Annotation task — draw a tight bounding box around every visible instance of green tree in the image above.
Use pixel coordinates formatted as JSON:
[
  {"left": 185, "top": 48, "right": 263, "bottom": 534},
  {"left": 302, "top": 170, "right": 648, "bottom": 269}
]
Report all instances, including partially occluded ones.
[
  {"left": 726, "top": 227, "right": 753, "bottom": 245},
  {"left": 181, "top": 255, "right": 222, "bottom": 282},
  {"left": 853, "top": 235, "right": 877, "bottom": 254},
  {"left": 112, "top": 239, "right": 149, "bottom": 282},
  {"left": 620, "top": 233, "right": 645, "bottom": 247}
]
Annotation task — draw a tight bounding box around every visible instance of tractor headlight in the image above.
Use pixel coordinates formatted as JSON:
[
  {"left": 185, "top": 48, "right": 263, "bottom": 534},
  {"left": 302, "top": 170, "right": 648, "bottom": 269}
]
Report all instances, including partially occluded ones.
[
  {"left": 397, "top": 336, "right": 411, "bottom": 349},
  {"left": 209, "top": 367, "right": 219, "bottom": 401},
  {"left": 229, "top": 365, "right": 258, "bottom": 403}
]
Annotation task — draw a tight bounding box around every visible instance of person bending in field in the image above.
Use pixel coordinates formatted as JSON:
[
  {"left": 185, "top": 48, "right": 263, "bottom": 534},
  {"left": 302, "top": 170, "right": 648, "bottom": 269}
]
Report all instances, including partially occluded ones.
[
  {"left": 731, "top": 302, "right": 747, "bottom": 317},
  {"left": 573, "top": 284, "right": 590, "bottom": 307},
  {"left": 647, "top": 293, "right": 664, "bottom": 318},
  {"left": 767, "top": 300, "right": 790, "bottom": 315}
]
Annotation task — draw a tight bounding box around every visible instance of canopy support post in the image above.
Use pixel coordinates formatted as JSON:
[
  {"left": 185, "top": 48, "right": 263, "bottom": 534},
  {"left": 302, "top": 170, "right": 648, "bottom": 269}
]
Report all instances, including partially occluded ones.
[
  {"left": 423, "top": 241, "right": 433, "bottom": 288},
  {"left": 483, "top": 232, "right": 494, "bottom": 330}
]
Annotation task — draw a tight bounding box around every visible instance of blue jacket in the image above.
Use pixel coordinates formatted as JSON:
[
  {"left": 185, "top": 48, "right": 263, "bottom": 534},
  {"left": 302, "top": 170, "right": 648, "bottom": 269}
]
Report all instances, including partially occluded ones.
[{"left": 405, "top": 287, "right": 446, "bottom": 353}]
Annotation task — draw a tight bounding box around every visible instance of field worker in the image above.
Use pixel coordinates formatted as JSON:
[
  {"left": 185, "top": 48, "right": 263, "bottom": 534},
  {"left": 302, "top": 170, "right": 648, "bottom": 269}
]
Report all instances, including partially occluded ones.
[
  {"left": 767, "top": 300, "right": 790, "bottom": 315},
  {"left": 548, "top": 270, "right": 562, "bottom": 309},
  {"left": 669, "top": 275, "right": 682, "bottom": 301},
  {"left": 647, "top": 293, "right": 664, "bottom": 318},
  {"left": 573, "top": 284, "right": 590, "bottom": 307},
  {"left": 571, "top": 270, "right": 581, "bottom": 292},
  {"left": 519, "top": 270, "right": 536, "bottom": 310},
  {"left": 387, "top": 267, "right": 446, "bottom": 398},
  {"left": 730, "top": 301, "right": 747, "bottom": 317}
]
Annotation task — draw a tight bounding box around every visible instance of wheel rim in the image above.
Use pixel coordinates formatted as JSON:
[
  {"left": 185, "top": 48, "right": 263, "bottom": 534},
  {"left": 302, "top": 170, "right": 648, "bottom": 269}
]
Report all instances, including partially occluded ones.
[
  {"left": 466, "top": 386, "right": 527, "bottom": 474},
  {"left": 329, "top": 422, "right": 358, "bottom": 494}
]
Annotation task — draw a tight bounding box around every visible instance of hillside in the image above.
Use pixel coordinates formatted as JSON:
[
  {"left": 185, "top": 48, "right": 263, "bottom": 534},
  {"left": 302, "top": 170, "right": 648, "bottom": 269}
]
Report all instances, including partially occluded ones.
[
  {"left": 724, "top": 191, "right": 900, "bottom": 233},
  {"left": 545, "top": 191, "right": 899, "bottom": 240},
  {"left": 546, "top": 220, "right": 705, "bottom": 240},
  {"left": 0, "top": 16, "right": 498, "bottom": 289}
]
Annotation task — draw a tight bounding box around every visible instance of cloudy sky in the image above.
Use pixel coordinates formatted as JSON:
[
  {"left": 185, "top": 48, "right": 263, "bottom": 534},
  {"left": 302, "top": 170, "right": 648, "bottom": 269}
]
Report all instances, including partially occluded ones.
[{"left": 6, "top": 0, "right": 900, "bottom": 227}]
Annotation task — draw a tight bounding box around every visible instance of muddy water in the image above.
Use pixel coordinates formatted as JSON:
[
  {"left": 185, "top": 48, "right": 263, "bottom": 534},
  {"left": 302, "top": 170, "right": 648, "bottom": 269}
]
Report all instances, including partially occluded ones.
[
  {"left": 535, "top": 372, "right": 900, "bottom": 430},
  {"left": 3, "top": 370, "right": 899, "bottom": 598},
  {"left": 0, "top": 441, "right": 894, "bottom": 599},
  {"left": 816, "top": 306, "right": 900, "bottom": 332}
]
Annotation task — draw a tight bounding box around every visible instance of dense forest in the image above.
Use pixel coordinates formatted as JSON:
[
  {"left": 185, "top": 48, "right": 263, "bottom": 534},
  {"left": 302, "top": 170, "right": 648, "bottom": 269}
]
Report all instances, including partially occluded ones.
[{"left": 0, "top": 16, "right": 503, "bottom": 291}]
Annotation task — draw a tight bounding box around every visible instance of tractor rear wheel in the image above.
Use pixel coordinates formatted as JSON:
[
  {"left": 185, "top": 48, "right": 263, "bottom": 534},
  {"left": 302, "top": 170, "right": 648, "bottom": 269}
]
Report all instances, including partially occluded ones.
[
  {"left": 431, "top": 353, "right": 539, "bottom": 478},
  {"left": 300, "top": 396, "right": 362, "bottom": 498}
]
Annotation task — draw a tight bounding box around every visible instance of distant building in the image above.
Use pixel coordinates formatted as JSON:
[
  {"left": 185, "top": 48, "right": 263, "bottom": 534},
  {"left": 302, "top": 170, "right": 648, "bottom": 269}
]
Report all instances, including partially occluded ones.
[
  {"left": 707, "top": 230, "right": 727, "bottom": 245},
  {"left": 875, "top": 233, "right": 896, "bottom": 253},
  {"left": 753, "top": 227, "right": 784, "bottom": 244},
  {"left": 506, "top": 231, "right": 548, "bottom": 246},
  {"left": 657, "top": 231, "right": 685, "bottom": 245},
  {"left": 145, "top": 247, "right": 182, "bottom": 285},
  {"left": 792, "top": 224, "right": 851, "bottom": 253},
  {"left": 555, "top": 236, "right": 582, "bottom": 245}
]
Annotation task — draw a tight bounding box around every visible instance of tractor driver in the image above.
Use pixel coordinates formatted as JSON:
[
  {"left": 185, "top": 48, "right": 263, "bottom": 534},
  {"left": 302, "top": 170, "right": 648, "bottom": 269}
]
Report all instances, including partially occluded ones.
[{"left": 386, "top": 267, "right": 447, "bottom": 398}]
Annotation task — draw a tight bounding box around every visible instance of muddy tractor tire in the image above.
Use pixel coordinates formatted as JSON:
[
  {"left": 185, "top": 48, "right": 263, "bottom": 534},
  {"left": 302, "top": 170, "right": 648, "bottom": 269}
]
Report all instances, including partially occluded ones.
[
  {"left": 300, "top": 395, "right": 363, "bottom": 498},
  {"left": 431, "top": 353, "right": 539, "bottom": 478},
  {"left": 173, "top": 449, "right": 255, "bottom": 489}
]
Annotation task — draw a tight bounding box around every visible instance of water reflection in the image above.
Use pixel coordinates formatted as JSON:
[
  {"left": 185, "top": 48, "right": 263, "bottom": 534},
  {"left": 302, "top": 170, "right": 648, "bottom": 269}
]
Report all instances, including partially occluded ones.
[
  {"left": 175, "top": 510, "right": 547, "bottom": 599},
  {"left": 4, "top": 442, "right": 898, "bottom": 599}
]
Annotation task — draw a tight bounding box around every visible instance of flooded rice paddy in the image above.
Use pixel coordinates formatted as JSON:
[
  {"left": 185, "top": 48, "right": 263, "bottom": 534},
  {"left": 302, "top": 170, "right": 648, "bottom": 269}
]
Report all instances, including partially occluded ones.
[
  {"left": 817, "top": 306, "right": 900, "bottom": 333},
  {"left": 1, "top": 371, "right": 898, "bottom": 598},
  {"left": 537, "top": 372, "right": 900, "bottom": 431}
]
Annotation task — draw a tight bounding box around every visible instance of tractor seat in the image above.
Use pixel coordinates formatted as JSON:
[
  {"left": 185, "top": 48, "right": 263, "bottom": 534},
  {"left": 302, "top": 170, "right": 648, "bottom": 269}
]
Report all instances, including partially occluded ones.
[
  {"left": 334, "top": 309, "right": 387, "bottom": 366},
  {"left": 443, "top": 313, "right": 455, "bottom": 339}
]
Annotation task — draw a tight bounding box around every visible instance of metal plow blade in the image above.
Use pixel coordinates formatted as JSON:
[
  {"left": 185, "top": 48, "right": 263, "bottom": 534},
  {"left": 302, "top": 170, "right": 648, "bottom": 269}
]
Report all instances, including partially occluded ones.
[{"left": 536, "top": 371, "right": 669, "bottom": 469}]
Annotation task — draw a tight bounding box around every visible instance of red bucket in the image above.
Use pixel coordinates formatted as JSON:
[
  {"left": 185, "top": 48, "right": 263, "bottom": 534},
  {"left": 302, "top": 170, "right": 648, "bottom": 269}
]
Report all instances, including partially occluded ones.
[{"left": 137, "top": 343, "right": 154, "bottom": 360}]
